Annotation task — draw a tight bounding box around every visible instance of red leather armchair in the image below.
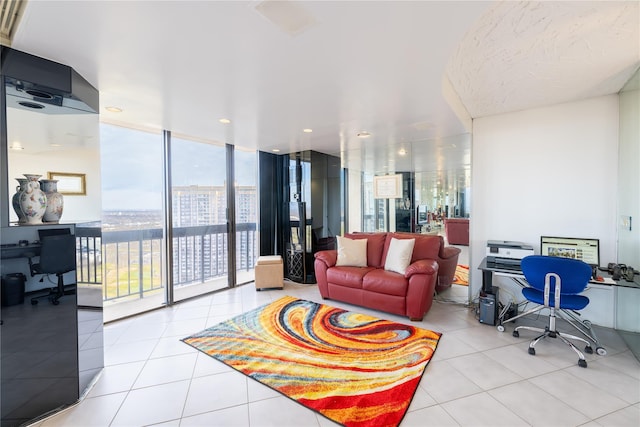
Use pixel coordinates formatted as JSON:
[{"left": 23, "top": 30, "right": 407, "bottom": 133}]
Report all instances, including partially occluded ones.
[{"left": 444, "top": 218, "right": 469, "bottom": 246}]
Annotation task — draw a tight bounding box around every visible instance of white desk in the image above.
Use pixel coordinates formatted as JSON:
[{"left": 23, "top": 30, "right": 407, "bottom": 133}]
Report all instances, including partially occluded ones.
[{"left": 478, "top": 257, "right": 638, "bottom": 329}]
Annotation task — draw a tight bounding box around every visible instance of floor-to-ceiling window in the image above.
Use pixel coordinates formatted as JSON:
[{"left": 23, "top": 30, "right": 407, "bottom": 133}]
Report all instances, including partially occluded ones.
[
  {"left": 100, "top": 124, "right": 258, "bottom": 321},
  {"left": 234, "top": 147, "right": 258, "bottom": 284},
  {"left": 170, "top": 135, "right": 229, "bottom": 302},
  {"left": 100, "top": 123, "right": 166, "bottom": 321}
]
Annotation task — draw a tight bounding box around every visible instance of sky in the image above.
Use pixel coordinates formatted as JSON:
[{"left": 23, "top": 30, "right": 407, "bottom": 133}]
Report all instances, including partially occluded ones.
[{"left": 100, "top": 123, "right": 256, "bottom": 210}]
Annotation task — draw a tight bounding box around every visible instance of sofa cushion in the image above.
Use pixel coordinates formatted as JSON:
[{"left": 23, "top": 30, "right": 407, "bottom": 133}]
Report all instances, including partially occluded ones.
[
  {"left": 362, "top": 269, "right": 408, "bottom": 296},
  {"left": 326, "top": 266, "right": 374, "bottom": 289},
  {"left": 384, "top": 237, "right": 415, "bottom": 275},
  {"left": 335, "top": 236, "right": 368, "bottom": 267},
  {"left": 345, "top": 232, "right": 387, "bottom": 268},
  {"left": 383, "top": 232, "right": 441, "bottom": 265}
]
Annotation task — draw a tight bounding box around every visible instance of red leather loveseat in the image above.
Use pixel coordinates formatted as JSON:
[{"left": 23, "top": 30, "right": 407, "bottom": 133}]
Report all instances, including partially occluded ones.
[{"left": 314, "top": 232, "right": 461, "bottom": 320}]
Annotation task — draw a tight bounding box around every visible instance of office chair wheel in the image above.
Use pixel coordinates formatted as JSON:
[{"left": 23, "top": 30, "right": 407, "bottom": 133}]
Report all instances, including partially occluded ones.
[
  {"left": 596, "top": 347, "right": 607, "bottom": 356},
  {"left": 578, "top": 359, "right": 587, "bottom": 368},
  {"left": 497, "top": 325, "right": 505, "bottom": 332},
  {"left": 584, "top": 346, "right": 593, "bottom": 354},
  {"left": 52, "top": 299, "right": 60, "bottom": 306},
  {"left": 528, "top": 347, "right": 535, "bottom": 355},
  {"left": 512, "top": 330, "right": 520, "bottom": 338}
]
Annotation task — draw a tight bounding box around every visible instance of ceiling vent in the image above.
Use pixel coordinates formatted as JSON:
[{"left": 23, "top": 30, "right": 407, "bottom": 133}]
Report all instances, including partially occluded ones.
[{"left": 0, "top": 0, "right": 27, "bottom": 46}]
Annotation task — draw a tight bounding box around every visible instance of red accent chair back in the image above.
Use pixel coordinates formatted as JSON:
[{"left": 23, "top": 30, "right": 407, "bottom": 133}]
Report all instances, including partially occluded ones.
[{"left": 444, "top": 218, "right": 469, "bottom": 246}]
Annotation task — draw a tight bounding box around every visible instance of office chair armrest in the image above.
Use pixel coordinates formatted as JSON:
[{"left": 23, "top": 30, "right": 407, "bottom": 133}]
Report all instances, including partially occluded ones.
[{"left": 25, "top": 254, "right": 40, "bottom": 276}]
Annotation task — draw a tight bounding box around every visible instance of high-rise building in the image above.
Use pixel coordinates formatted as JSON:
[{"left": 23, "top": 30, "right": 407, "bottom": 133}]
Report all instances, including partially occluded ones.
[{"left": 171, "top": 184, "right": 257, "bottom": 282}]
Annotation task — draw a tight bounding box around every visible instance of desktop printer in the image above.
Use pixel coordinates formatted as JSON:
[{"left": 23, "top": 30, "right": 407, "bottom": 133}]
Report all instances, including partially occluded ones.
[{"left": 486, "top": 240, "right": 534, "bottom": 266}]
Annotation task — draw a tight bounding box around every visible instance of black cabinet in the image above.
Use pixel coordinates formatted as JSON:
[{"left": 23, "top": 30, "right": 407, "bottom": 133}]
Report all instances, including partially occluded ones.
[
  {"left": 1, "top": 225, "right": 103, "bottom": 427},
  {"left": 284, "top": 152, "right": 341, "bottom": 283},
  {"left": 258, "top": 151, "right": 341, "bottom": 284},
  {"left": 1, "top": 49, "right": 103, "bottom": 426}
]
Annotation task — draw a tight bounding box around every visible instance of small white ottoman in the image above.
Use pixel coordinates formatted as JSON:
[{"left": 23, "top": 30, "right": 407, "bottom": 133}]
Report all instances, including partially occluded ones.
[{"left": 255, "top": 255, "right": 284, "bottom": 290}]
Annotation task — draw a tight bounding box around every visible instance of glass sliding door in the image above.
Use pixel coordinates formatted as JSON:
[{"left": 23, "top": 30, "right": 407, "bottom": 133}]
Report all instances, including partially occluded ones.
[
  {"left": 234, "top": 147, "right": 258, "bottom": 285},
  {"left": 100, "top": 123, "right": 166, "bottom": 322},
  {"left": 170, "top": 135, "right": 228, "bottom": 301},
  {"left": 100, "top": 125, "right": 257, "bottom": 317}
]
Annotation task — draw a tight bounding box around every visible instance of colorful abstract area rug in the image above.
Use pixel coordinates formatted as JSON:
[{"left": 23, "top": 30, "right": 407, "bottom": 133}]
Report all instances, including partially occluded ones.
[
  {"left": 453, "top": 264, "right": 469, "bottom": 286},
  {"left": 181, "top": 295, "right": 441, "bottom": 427}
]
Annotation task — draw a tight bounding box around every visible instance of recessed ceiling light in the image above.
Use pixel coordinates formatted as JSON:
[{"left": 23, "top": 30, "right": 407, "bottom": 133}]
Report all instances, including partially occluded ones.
[
  {"left": 357, "top": 131, "right": 371, "bottom": 138},
  {"left": 303, "top": 128, "right": 313, "bottom": 133},
  {"left": 9, "top": 142, "right": 24, "bottom": 150},
  {"left": 272, "top": 148, "right": 281, "bottom": 153},
  {"left": 105, "top": 106, "right": 122, "bottom": 113},
  {"left": 398, "top": 148, "right": 407, "bottom": 156},
  {"left": 50, "top": 143, "right": 62, "bottom": 147},
  {"left": 219, "top": 118, "right": 231, "bottom": 124}
]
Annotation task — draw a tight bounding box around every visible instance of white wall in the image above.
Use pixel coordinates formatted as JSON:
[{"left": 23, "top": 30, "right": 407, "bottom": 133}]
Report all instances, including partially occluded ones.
[
  {"left": 470, "top": 95, "right": 619, "bottom": 326},
  {"left": 8, "top": 148, "right": 102, "bottom": 223}
]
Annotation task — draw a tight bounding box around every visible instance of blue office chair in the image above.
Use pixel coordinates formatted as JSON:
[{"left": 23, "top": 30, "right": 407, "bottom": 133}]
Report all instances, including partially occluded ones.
[{"left": 507, "top": 255, "right": 593, "bottom": 368}]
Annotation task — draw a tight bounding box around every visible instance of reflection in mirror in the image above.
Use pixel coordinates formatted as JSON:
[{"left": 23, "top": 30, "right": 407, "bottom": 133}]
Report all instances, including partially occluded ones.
[
  {"left": 616, "top": 67, "right": 640, "bottom": 357},
  {"left": 6, "top": 107, "right": 100, "bottom": 223},
  {"left": 343, "top": 133, "right": 471, "bottom": 303},
  {"left": 618, "top": 67, "right": 639, "bottom": 275}
]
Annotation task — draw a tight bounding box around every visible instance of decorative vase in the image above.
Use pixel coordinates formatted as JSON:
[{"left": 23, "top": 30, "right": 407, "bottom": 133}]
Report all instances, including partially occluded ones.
[
  {"left": 12, "top": 178, "right": 28, "bottom": 224},
  {"left": 19, "top": 174, "right": 47, "bottom": 225},
  {"left": 40, "top": 179, "right": 64, "bottom": 223}
]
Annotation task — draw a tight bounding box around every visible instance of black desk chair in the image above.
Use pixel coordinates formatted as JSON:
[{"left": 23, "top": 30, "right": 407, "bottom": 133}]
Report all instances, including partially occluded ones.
[{"left": 29, "top": 234, "right": 76, "bottom": 305}]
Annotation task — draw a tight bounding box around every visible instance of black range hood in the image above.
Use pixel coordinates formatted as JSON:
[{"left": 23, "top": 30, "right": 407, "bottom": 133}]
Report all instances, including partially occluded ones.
[{"left": 1, "top": 46, "right": 98, "bottom": 114}]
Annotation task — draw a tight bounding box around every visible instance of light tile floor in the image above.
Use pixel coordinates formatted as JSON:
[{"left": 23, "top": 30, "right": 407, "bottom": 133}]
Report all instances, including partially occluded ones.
[{"left": 32, "top": 281, "right": 640, "bottom": 427}]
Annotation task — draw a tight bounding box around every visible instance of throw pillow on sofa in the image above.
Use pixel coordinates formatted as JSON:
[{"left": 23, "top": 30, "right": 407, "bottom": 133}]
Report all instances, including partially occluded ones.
[
  {"left": 384, "top": 237, "right": 415, "bottom": 274},
  {"left": 336, "top": 236, "right": 368, "bottom": 267}
]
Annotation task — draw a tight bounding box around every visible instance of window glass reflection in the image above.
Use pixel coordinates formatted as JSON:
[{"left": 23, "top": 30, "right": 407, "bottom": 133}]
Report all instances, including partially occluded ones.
[
  {"left": 100, "top": 123, "right": 165, "bottom": 321},
  {"left": 170, "top": 136, "right": 228, "bottom": 301},
  {"left": 235, "top": 147, "right": 258, "bottom": 284}
]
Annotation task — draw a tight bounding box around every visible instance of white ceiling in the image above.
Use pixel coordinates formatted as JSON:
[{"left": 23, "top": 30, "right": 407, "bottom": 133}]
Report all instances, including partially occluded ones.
[{"left": 6, "top": 0, "right": 640, "bottom": 179}]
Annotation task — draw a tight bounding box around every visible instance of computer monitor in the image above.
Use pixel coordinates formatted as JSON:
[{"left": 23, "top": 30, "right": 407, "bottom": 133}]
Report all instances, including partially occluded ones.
[{"left": 540, "top": 236, "right": 600, "bottom": 267}]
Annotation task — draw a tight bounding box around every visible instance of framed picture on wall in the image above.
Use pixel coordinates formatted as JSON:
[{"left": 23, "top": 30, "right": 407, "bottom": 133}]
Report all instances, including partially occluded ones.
[
  {"left": 373, "top": 174, "right": 402, "bottom": 199},
  {"left": 48, "top": 172, "right": 86, "bottom": 195}
]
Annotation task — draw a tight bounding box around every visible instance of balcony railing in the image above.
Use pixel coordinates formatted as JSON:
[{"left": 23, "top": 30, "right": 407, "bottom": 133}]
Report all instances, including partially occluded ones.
[{"left": 76, "top": 223, "right": 257, "bottom": 302}]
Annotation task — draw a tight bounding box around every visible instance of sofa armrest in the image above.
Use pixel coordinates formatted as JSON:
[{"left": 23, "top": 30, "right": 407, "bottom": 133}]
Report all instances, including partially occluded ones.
[
  {"left": 405, "top": 260, "right": 439, "bottom": 320},
  {"left": 404, "top": 259, "right": 438, "bottom": 278},
  {"left": 440, "top": 246, "right": 461, "bottom": 261},
  {"left": 436, "top": 246, "right": 461, "bottom": 292},
  {"left": 314, "top": 250, "right": 337, "bottom": 268}
]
